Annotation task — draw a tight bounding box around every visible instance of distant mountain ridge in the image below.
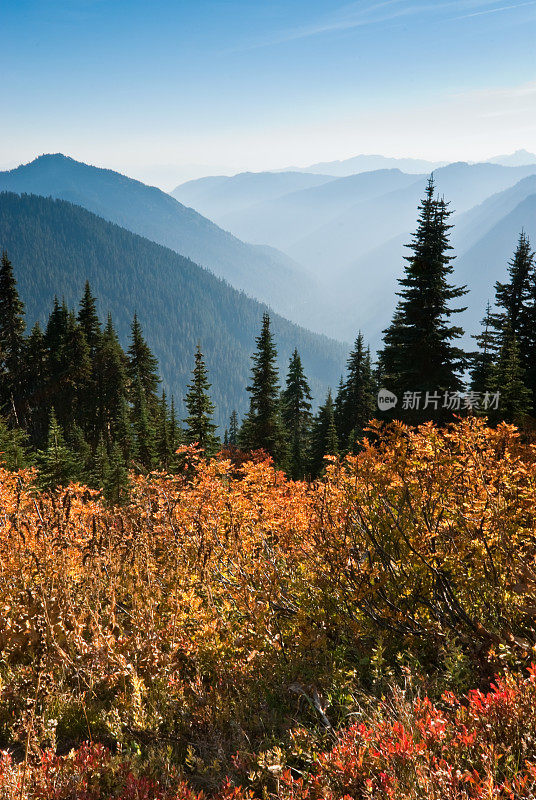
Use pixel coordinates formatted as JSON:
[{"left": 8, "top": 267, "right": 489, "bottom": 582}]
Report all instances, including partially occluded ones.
[
  {"left": 284, "top": 154, "right": 446, "bottom": 176},
  {"left": 0, "top": 192, "right": 348, "bottom": 427},
  {"left": 0, "top": 154, "right": 314, "bottom": 323}
]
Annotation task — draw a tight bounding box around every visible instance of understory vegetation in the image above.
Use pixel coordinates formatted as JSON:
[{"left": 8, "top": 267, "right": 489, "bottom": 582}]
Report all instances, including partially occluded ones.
[{"left": 1, "top": 418, "right": 536, "bottom": 798}]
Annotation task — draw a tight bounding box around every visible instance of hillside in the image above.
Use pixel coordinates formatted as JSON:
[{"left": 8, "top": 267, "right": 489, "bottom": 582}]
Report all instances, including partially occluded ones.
[
  {"left": 171, "top": 170, "right": 334, "bottom": 221},
  {"left": 0, "top": 155, "right": 313, "bottom": 321},
  {"left": 455, "top": 193, "right": 536, "bottom": 337},
  {"left": 0, "top": 192, "right": 347, "bottom": 426}
]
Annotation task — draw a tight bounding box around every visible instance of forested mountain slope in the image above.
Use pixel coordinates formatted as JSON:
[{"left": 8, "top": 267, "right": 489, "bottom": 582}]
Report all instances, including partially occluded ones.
[
  {"left": 0, "top": 192, "right": 347, "bottom": 426},
  {"left": 0, "top": 154, "right": 312, "bottom": 321}
]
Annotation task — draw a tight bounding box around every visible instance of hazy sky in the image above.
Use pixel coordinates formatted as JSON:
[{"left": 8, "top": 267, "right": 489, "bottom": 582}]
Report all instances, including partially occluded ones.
[{"left": 1, "top": 0, "right": 535, "bottom": 187}]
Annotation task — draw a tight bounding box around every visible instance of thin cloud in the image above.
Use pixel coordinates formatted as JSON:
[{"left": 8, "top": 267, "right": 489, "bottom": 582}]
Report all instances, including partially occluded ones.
[
  {"left": 241, "top": 0, "right": 534, "bottom": 49},
  {"left": 453, "top": 0, "right": 536, "bottom": 19}
]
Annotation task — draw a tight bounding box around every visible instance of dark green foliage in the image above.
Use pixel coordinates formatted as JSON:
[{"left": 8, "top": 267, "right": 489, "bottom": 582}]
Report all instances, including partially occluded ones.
[
  {"left": 37, "top": 409, "right": 80, "bottom": 489},
  {"left": 471, "top": 232, "right": 536, "bottom": 418},
  {"left": 183, "top": 346, "right": 219, "bottom": 456},
  {"left": 281, "top": 349, "right": 312, "bottom": 479},
  {"left": 470, "top": 302, "right": 496, "bottom": 395},
  {"left": 78, "top": 281, "right": 101, "bottom": 355},
  {"left": 0, "top": 415, "right": 28, "bottom": 470},
  {"left": 242, "top": 314, "right": 286, "bottom": 465},
  {"left": 228, "top": 410, "right": 239, "bottom": 447},
  {"left": 0, "top": 251, "right": 26, "bottom": 422},
  {"left": 310, "top": 390, "right": 338, "bottom": 477},
  {"left": 335, "top": 333, "right": 375, "bottom": 452},
  {"left": 489, "top": 331, "right": 531, "bottom": 423},
  {"left": 0, "top": 191, "right": 346, "bottom": 427},
  {"left": 493, "top": 231, "right": 534, "bottom": 342},
  {"left": 379, "top": 179, "right": 467, "bottom": 422},
  {"left": 128, "top": 313, "right": 160, "bottom": 414},
  {"left": 132, "top": 376, "right": 156, "bottom": 470}
]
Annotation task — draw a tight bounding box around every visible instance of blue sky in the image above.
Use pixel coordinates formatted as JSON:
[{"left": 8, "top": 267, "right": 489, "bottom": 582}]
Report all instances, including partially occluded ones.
[{"left": 1, "top": 0, "right": 535, "bottom": 186}]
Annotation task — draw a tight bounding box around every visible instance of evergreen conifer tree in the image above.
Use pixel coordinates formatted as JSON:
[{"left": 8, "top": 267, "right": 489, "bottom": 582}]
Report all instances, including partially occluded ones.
[
  {"left": 281, "top": 349, "right": 312, "bottom": 479},
  {"left": 183, "top": 346, "right": 219, "bottom": 455},
  {"left": 0, "top": 415, "right": 28, "bottom": 470},
  {"left": 378, "top": 180, "right": 467, "bottom": 422},
  {"left": 77, "top": 281, "right": 101, "bottom": 355},
  {"left": 242, "top": 313, "right": 285, "bottom": 463},
  {"left": 37, "top": 409, "right": 79, "bottom": 489},
  {"left": 228, "top": 410, "right": 239, "bottom": 447},
  {"left": 105, "top": 441, "right": 129, "bottom": 505},
  {"left": 470, "top": 302, "right": 496, "bottom": 394},
  {"left": 94, "top": 314, "right": 129, "bottom": 444},
  {"left": 310, "top": 390, "right": 338, "bottom": 476},
  {"left": 127, "top": 313, "right": 160, "bottom": 414},
  {"left": 24, "top": 322, "right": 48, "bottom": 446},
  {"left": 337, "top": 334, "right": 375, "bottom": 451},
  {"left": 132, "top": 376, "right": 156, "bottom": 470},
  {"left": 489, "top": 331, "right": 531, "bottom": 423},
  {"left": 493, "top": 231, "right": 534, "bottom": 343},
  {"left": 0, "top": 252, "right": 26, "bottom": 422}
]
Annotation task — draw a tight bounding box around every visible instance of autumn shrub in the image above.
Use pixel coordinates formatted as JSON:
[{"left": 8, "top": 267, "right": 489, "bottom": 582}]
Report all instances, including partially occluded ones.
[{"left": 0, "top": 418, "right": 535, "bottom": 793}]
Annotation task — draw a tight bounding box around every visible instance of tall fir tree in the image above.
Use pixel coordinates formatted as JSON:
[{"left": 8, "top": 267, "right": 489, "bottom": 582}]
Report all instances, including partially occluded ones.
[
  {"left": 228, "top": 410, "right": 239, "bottom": 447},
  {"left": 0, "top": 252, "right": 26, "bottom": 423},
  {"left": 37, "top": 409, "right": 80, "bottom": 489},
  {"left": 127, "top": 313, "right": 160, "bottom": 414},
  {"left": 77, "top": 281, "right": 101, "bottom": 355},
  {"left": 183, "top": 345, "right": 219, "bottom": 455},
  {"left": 0, "top": 415, "right": 28, "bottom": 470},
  {"left": 94, "top": 314, "right": 129, "bottom": 445},
  {"left": 281, "top": 349, "right": 312, "bottom": 479},
  {"left": 336, "top": 333, "right": 375, "bottom": 451},
  {"left": 488, "top": 330, "right": 531, "bottom": 424},
  {"left": 378, "top": 180, "right": 467, "bottom": 422},
  {"left": 156, "top": 389, "right": 173, "bottom": 469},
  {"left": 24, "top": 322, "right": 48, "bottom": 446},
  {"left": 310, "top": 390, "right": 338, "bottom": 477},
  {"left": 492, "top": 231, "right": 534, "bottom": 344},
  {"left": 470, "top": 302, "right": 496, "bottom": 395},
  {"left": 132, "top": 376, "right": 156, "bottom": 470},
  {"left": 242, "top": 313, "right": 285, "bottom": 464}
]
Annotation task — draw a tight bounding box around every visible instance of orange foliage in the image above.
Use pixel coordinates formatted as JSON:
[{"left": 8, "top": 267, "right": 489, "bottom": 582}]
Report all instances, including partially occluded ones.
[{"left": 1, "top": 419, "right": 536, "bottom": 796}]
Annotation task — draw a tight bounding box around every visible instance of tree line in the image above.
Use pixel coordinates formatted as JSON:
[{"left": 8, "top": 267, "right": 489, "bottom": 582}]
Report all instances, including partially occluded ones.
[{"left": 0, "top": 176, "right": 535, "bottom": 490}]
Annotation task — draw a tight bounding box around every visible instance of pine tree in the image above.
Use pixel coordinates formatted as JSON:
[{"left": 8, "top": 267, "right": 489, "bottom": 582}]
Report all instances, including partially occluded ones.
[
  {"left": 470, "top": 302, "right": 496, "bottom": 394},
  {"left": 0, "top": 415, "right": 28, "bottom": 470},
  {"left": 337, "top": 334, "right": 375, "bottom": 451},
  {"left": 104, "top": 441, "right": 129, "bottom": 505},
  {"left": 156, "top": 390, "right": 172, "bottom": 469},
  {"left": 127, "top": 313, "right": 160, "bottom": 414},
  {"left": 228, "top": 410, "right": 239, "bottom": 447},
  {"left": 60, "top": 311, "right": 92, "bottom": 431},
  {"left": 94, "top": 314, "right": 129, "bottom": 444},
  {"left": 281, "top": 349, "right": 312, "bottom": 479},
  {"left": 77, "top": 281, "right": 101, "bottom": 355},
  {"left": 310, "top": 390, "right": 338, "bottom": 477},
  {"left": 168, "top": 396, "right": 182, "bottom": 461},
  {"left": 183, "top": 346, "right": 219, "bottom": 455},
  {"left": 242, "top": 313, "right": 285, "bottom": 463},
  {"left": 114, "top": 394, "right": 136, "bottom": 464},
  {"left": 493, "top": 231, "right": 534, "bottom": 342},
  {"left": 0, "top": 252, "right": 26, "bottom": 422},
  {"left": 24, "top": 323, "right": 48, "bottom": 446},
  {"left": 91, "top": 435, "right": 111, "bottom": 489},
  {"left": 378, "top": 180, "right": 467, "bottom": 422},
  {"left": 132, "top": 376, "right": 156, "bottom": 470},
  {"left": 37, "top": 409, "right": 79, "bottom": 489},
  {"left": 489, "top": 331, "right": 531, "bottom": 423},
  {"left": 514, "top": 233, "right": 536, "bottom": 412}
]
